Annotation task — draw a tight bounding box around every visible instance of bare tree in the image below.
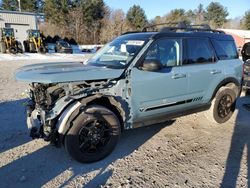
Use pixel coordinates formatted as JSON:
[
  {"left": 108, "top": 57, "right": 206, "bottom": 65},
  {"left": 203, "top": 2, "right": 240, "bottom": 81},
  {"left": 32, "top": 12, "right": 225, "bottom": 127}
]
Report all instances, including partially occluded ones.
[{"left": 100, "top": 9, "right": 128, "bottom": 43}]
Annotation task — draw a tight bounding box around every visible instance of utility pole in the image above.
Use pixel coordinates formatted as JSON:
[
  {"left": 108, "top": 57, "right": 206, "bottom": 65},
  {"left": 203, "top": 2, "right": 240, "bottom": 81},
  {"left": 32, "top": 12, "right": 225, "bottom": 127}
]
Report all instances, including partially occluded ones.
[{"left": 17, "top": 0, "right": 21, "bottom": 12}]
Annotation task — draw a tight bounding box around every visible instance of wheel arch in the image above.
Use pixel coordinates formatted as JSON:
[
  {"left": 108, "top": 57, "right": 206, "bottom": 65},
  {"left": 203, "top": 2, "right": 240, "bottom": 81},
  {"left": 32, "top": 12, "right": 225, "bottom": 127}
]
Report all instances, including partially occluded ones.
[
  {"left": 86, "top": 96, "right": 125, "bottom": 130},
  {"left": 57, "top": 94, "right": 126, "bottom": 144},
  {"left": 210, "top": 77, "right": 241, "bottom": 102}
]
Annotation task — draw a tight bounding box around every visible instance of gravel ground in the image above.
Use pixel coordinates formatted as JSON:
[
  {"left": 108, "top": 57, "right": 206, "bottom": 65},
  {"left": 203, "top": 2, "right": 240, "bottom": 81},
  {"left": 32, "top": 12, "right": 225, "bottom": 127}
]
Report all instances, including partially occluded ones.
[{"left": 0, "top": 56, "right": 250, "bottom": 188}]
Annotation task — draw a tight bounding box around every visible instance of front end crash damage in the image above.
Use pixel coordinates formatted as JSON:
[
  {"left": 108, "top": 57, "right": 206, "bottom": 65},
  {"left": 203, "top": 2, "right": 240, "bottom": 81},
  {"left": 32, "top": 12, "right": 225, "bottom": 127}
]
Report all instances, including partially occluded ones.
[{"left": 26, "top": 78, "right": 131, "bottom": 144}]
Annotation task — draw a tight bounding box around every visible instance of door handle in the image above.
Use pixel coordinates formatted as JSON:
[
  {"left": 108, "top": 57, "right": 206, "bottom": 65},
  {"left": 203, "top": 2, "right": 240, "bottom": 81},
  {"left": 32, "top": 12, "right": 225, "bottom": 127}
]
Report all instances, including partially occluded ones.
[
  {"left": 210, "top": 70, "right": 222, "bottom": 75},
  {"left": 172, "top": 73, "right": 186, "bottom": 79}
]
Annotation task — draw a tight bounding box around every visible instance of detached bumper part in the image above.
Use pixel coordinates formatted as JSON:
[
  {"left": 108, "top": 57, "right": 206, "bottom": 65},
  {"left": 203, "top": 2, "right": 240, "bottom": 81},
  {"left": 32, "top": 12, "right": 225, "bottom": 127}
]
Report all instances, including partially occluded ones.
[{"left": 26, "top": 108, "right": 42, "bottom": 138}]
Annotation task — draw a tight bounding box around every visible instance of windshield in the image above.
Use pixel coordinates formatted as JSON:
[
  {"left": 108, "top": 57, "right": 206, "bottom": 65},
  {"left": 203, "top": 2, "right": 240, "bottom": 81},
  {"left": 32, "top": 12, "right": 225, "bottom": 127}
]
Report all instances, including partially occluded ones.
[
  {"left": 3, "top": 28, "right": 14, "bottom": 37},
  {"left": 59, "top": 41, "right": 70, "bottom": 47},
  {"left": 30, "top": 30, "right": 40, "bottom": 38},
  {"left": 87, "top": 38, "right": 147, "bottom": 69}
]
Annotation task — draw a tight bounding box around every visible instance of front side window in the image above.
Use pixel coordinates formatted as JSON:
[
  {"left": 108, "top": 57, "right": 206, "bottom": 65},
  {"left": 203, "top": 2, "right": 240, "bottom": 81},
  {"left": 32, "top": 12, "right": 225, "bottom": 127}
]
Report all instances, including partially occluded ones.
[
  {"left": 144, "top": 38, "right": 181, "bottom": 67},
  {"left": 185, "top": 38, "right": 215, "bottom": 64}
]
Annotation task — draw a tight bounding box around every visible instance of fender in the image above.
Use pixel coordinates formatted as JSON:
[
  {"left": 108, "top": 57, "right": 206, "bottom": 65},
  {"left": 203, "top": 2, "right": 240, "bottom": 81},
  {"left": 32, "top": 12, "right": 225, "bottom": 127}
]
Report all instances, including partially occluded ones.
[
  {"left": 56, "top": 94, "right": 128, "bottom": 144},
  {"left": 56, "top": 95, "right": 103, "bottom": 135},
  {"left": 57, "top": 101, "right": 82, "bottom": 134}
]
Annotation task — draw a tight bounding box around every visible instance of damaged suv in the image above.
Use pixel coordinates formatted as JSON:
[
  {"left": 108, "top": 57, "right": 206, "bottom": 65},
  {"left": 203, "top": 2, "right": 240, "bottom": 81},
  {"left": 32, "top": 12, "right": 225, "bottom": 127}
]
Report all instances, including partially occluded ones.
[{"left": 15, "top": 23, "right": 243, "bottom": 163}]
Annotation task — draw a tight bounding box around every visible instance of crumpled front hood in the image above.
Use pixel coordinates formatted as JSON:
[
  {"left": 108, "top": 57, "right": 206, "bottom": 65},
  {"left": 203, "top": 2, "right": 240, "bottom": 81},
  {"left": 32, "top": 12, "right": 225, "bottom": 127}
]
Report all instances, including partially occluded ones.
[{"left": 15, "top": 62, "right": 124, "bottom": 84}]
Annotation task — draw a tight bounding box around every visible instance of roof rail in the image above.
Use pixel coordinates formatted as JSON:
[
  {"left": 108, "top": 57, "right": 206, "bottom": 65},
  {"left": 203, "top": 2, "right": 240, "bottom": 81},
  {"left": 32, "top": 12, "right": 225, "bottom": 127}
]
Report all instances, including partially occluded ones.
[
  {"left": 142, "top": 22, "right": 187, "bottom": 32},
  {"left": 187, "top": 24, "right": 225, "bottom": 33},
  {"left": 141, "top": 22, "right": 224, "bottom": 34},
  {"left": 121, "top": 31, "right": 142, "bottom": 35},
  {"left": 188, "top": 24, "right": 211, "bottom": 30}
]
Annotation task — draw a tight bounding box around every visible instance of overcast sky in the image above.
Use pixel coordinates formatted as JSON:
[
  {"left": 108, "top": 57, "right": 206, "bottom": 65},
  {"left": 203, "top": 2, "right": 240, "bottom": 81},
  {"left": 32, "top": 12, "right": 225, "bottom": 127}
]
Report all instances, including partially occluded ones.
[{"left": 105, "top": 0, "right": 250, "bottom": 19}]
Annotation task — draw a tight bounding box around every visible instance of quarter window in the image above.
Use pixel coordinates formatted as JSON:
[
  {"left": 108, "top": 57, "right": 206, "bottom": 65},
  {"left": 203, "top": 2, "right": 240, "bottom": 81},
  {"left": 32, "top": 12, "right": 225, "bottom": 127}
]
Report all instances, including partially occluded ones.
[
  {"left": 185, "top": 38, "right": 215, "bottom": 64},
  {"left": 144, "top": 38, "right": 181, "bottom": 67},
  {"left": 212, "top": 39, "right": 238, "bottom": 60}
]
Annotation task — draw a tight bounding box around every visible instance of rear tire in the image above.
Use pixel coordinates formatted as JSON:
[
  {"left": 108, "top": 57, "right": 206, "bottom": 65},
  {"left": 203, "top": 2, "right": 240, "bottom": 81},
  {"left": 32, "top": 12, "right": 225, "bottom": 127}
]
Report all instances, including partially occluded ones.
[
  {"left": 9, "top": 46, "right": 17, "bottom": 54},
  {"left": 17, "top": 41, "right": 23, "bottom": 53},
  {"left": 65, "top": 105, "right": 121, "bottom": 163},
  {"left": 29, "top": 42, "right": 36, "bottom": 53},
  {"left": 205, "top": 86, "right": 236, "bottom": 124},
  {"left": 38, "top": 46, "right": 46, "bottom": 54},
  {"left": 23, "top": 41, "right": 29, "bottom": 52}
]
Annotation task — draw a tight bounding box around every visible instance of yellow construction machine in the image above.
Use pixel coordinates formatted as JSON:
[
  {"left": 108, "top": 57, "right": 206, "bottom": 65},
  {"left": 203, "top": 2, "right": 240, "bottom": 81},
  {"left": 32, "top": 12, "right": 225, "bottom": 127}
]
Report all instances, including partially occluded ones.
[
  {"left": 23, "top": 29, "right": 46, "bottom": 53},
  {"left": 0, "top": 28, "right": 23, "bottom": 54}
]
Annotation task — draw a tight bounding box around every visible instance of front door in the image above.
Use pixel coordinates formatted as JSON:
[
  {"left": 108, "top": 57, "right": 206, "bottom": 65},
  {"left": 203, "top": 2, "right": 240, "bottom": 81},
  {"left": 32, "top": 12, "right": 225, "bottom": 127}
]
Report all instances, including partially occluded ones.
[{"left": 130, "top": 38, "right": 189, "bottom": 121}]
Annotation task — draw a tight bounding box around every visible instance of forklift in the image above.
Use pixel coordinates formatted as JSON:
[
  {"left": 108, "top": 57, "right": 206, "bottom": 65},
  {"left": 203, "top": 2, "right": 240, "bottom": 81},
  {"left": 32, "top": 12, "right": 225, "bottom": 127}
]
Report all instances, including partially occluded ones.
[
  {"left": 0, "top": 28, "right": 23, "bottom": 54},
  {"left": 23, "top": 29, "right": 46, "bottom": 53}
]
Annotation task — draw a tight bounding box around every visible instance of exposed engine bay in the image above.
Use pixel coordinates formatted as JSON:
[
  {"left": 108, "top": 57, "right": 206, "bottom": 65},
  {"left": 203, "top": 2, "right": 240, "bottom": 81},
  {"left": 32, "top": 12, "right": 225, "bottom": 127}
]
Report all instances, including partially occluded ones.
[{"left": 26, "top": 78, "right": 123, "bottom": 143}]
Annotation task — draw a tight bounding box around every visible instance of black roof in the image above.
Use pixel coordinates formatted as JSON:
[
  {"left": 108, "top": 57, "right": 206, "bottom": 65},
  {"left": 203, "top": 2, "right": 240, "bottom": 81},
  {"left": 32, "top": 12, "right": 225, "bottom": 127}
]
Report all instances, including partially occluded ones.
[{"left": 153, "top": 32, "right": 234, "bottom": 40}]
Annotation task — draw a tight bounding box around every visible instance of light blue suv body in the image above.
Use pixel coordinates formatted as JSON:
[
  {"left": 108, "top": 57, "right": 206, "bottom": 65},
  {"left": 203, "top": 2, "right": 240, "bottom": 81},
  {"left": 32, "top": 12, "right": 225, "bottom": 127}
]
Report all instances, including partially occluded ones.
[{"left": 15, "top": 24, "right": 243, "bottom": 162}]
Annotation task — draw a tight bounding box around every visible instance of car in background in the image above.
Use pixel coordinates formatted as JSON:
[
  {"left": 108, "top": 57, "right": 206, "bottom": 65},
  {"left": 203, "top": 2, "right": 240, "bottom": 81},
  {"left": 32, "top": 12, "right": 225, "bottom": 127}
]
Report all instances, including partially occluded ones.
[
  {"left": 55, "top": 40, "right": 73, "bottom": 53},
  {"left": 242, "top": 42, "right": 250, "bottom": 94}
]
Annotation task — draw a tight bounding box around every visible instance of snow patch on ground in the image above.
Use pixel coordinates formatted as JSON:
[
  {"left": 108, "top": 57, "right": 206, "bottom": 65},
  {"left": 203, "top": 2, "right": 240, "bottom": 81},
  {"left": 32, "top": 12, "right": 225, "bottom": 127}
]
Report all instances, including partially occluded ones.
[{"left": 0, "top": 53, "right": 90, "bottom": 61}]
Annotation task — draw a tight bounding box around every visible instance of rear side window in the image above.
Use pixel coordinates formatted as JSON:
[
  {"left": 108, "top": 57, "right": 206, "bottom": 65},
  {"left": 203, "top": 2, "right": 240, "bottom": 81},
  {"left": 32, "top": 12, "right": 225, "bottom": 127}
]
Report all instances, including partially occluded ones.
[
  {"left": 212, "top": 40, "right": 238, "bottom": 60},
  {"left": 185, "top": 38, "right": 215, "bottom": 64}
]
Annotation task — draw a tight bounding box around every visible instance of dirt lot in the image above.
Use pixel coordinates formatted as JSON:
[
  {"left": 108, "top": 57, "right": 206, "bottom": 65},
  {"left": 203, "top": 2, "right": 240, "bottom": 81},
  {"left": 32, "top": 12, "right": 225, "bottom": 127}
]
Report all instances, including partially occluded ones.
[{"left": 0, "top": 56, "right": 250, "bottom": 188}]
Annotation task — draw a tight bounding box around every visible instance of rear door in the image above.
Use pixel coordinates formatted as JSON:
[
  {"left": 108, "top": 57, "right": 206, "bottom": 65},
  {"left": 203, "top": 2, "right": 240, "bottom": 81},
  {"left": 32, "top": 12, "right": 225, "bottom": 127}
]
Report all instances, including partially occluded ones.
[{"left": 182, "top": 37, "right": 224, "bottom": 103}]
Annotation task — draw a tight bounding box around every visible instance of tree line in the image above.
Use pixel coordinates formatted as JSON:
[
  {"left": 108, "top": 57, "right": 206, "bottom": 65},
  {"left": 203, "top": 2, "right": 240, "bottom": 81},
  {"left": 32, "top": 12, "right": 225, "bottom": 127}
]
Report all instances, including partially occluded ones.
[{"left": 1, "top": 0, "right": 250, "bottom": 44}]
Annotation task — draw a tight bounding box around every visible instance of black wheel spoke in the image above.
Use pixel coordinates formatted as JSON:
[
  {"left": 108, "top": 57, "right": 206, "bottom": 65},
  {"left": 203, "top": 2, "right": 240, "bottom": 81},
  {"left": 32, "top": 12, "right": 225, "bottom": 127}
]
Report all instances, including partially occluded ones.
[
  {"left": 217, "top": 94, "right": 233, "bottom": 118},
  {"left": 79, "top": 137, "right": 90, "bottom": 149},
  {"left": 78, "top": 119, "right": 112, "bottom": 154}
]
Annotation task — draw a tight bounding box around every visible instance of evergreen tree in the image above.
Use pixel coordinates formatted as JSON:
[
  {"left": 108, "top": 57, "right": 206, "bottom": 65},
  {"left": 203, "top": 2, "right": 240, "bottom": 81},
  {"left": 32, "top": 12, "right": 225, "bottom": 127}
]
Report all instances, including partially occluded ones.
[
  {"left": 21, "top": 0, "right": 37, "bottom": 12},
  {"left": 164, "top": 9, "right": 190, "bottom": 24},
  {"left": 44, "top": 0, "right": 66, "bottom": 24},
  {"left": 0, "top": 0, "right": 18, "bottom": 11},
  {"left": 81, "top": 0, "right": 105, "bottom": 26},
  {"left": 204, "top": 2, "right": 228, "bottom": 28},
  {"left": 36, "top": 0, "right": 45, "bottom": 13},
  {"left": 126, "top": 5, "right": 147, "bottom": 30},
  {"left": 243, "top": 10, "right": 250, "bottom": 30},
  {"left": 0, "top": 0, "right": 42, "bottom": 12}
]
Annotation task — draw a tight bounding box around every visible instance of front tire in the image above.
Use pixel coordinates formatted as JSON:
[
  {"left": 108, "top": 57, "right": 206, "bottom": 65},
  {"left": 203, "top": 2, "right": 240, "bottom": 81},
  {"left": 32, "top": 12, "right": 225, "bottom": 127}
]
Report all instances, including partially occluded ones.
[
  {"left": 29, "top": 42, "right": 36, "bottom": 53},
  {"left": 65, "top": 105, "right": 121, "bottom": 163},
  {"left": 0, "top": 41, "right": 6, "bottom": 53},
  {"left": 205, "top": 86, "right": 236, "bottom": 124}
]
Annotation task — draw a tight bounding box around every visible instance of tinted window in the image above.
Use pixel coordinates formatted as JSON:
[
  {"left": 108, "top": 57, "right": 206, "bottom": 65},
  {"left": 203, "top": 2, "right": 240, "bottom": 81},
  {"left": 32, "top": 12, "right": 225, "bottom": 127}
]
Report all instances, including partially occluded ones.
[
  {"left": 145, "top": 38, "right": 181, "bottom": 67},
  {"left": 185, "top": 38, "right": 214, "bottom": 64},
  {"left": 212, "top": 39, "right": 238, "bottom": 60}
]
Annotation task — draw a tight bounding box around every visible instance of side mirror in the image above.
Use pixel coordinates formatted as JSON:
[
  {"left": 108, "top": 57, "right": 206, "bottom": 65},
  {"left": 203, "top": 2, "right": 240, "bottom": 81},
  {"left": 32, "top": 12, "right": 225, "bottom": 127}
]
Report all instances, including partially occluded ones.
[{"left": 142, "top": 59, "right": 162, "bottom": 71}]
